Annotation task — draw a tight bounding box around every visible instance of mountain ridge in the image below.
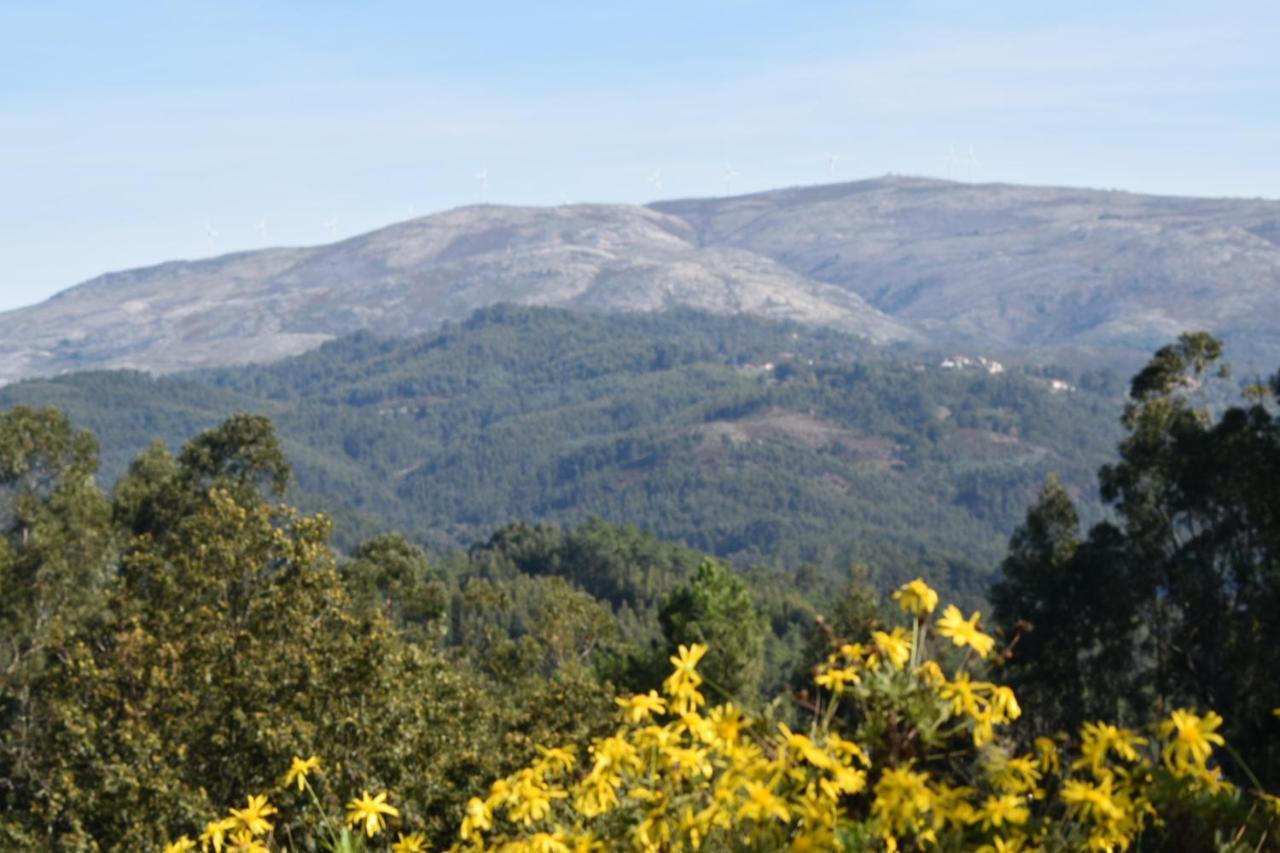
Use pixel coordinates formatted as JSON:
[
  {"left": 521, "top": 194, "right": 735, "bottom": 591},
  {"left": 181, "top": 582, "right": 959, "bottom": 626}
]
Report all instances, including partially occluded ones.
[{"left": 3, "top": 175, "right": 1279, "bottom": 382}]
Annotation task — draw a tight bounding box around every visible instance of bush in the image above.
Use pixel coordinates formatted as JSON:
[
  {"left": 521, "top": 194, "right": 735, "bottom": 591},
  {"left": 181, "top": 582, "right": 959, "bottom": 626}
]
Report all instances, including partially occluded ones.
[{"left": 165, "top": 579, "right": 1278, "bottom": 852}]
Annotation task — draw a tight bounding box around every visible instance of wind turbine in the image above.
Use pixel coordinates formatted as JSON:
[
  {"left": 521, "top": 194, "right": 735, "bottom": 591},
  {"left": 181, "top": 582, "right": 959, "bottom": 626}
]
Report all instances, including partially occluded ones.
[
  {"left": 965, "top": 144, "right": 980, "bottom": 182},
  {"left": 205, "top": 222, "right": 218, "bottom": 253},
  {"left": 722, "top": 161, "right": 740, "bottom": 192},
  {"left": 323, "top": 215, "right": 338, "bottom": 241},
  {"left": 646, "top": 168, "right": 663, "bottom": 194},
  {"left": 825, "top": 152, "right": 840, "bottom": 180},
  {"left": 475, "top": 167, "right": 489, "bottom": 202},
  {"left": 253, "top": 218, "right": 267, "bottom": 241},
  {"left": 945, "top": 144, "right": 960, "bottom": 180}
]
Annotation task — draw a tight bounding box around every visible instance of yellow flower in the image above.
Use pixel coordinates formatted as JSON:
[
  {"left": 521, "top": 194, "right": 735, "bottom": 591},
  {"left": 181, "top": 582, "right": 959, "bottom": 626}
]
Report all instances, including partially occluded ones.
[
  {"left": 1158, "top": 709, "right": 1225, "bottom": 774},
  {"left": 1073, "top": 721, "right": 1146, "bottom": 775},
  {"left": 915, "top": 659, "right": 946, "bottom": 686},
  {"left": 229, "top": 794, "right": 277, "bottom": 837},
  {"left": 982, "top": 749, "right": 1042, "bottom": 796},
  {"left": 939, "top": 671, "right": 981, "bottom": 717},
  {"left": 508, "top": 771, "right": 568, "bottom": 825},
  {"left": 226, "top": 830, "right": 269, "bottom": 853},
  {"left": 991, "top": 686, "right": 1021, "bottom": 722},
  {"left": 972, "top": 709, "right": 997, "bottom": 747},
  {"left": 391, "top": 831, "right": 430, "bottom": 852},
  {"left": 778, "top": 723, "right": 834, "bottom": 770},
  {"left": 825, "top": 763, "right": 868, "bottom": 797},
  {"left": 892, "top": 578, "right": 939, "bottom": 616},
  {"left": 526, "top": 832, "right": 570, "bottom": 853},
  {"left": 1060, "top": 775, "right": 1124, "bottom": 821},
  {"left": 708, "top": 703, "right": 745, "bottom": 745},
  {"left": 284, "top": 754, "right": 321, "bottom": 791},
  {"left": 668, "top": 643, "right": 708, "bottom": 678},
  {"left": 737, "top": 780, "right": 791, "bottom": 823},
  {"left": 827, "top": 733, "right": 870, "bottom": 767},
  {"left": 615, "top": 690, "right": 667, "bottom": 723},
  {"left": 935, "top": 605, "right": 996, "bottom": 658},
  {"left": 814, "top": 666, "right": 859, "bottom": 693},
  {"left": 838, "top": 642, "right": 866, "bottom": 661},
  {"left": 199, "top": 816, "right": 238, "bottom": 853},
  {"left": 664, "top": 744, "right": 714, "bottom": 778},
  {"left": 346, "top": 790, "right": 400, "bottom": 837},
  {"left": 873, "top": 766, "right": 934, "bottom": 834},
  {"left": 981, "top": 792, "right": 1030, "bottom": 829},
  {"left": 664, "top": 643, "right": 709, "bottom": 709},
  {"left": 460, "top": 796, "right": 492, "bottom": 841},
  {"left": 163, "top": 836, "right": 196, "bottom": 853},
  {"left": 537, "top": 744, "right": 577, "bottom": 774},
  {"left": 872, "top": 627, "right": 912, "bottom": 670},
  {"left": 1034, "top": 736, "right": 1061, "bottom": 774},
  {"left": 1001, "top": 755, "right": 1042, "bottom": 795}
]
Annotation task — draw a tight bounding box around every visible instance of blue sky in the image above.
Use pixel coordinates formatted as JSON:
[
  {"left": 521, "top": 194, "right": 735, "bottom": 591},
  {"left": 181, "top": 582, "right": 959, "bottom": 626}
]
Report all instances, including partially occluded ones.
[{"left": 2, "top": 1, "right": 1277, "bottom": 311}]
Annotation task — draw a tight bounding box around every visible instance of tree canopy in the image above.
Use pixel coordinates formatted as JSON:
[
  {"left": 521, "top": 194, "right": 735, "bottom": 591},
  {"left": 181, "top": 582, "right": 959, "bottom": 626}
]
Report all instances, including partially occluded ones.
[{"left": 993, "top": 332, "right": 1280, "bottom": 786}]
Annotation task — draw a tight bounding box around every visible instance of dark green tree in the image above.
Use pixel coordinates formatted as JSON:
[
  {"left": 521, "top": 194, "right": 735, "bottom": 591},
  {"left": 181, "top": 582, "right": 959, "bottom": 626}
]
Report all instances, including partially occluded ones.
[
  {"left": 991, "top": 477, "right": 1136, "bottom": 734},
  {"left": 341, "top": 532, "right": 448, "bottom": 642},
  {"left": 992, "top": 333, "right": 1280, "bottom": 784},
  {"left": 659, "top": 559, "right": 765, "bottom": 703},
  {"left": 0, "top": 415, "right": 497, "bottom": 849},
  {"left": 176, "top": 412, "right": 290, "bottom": 496},
  {"left": 0, "top": 406, "right": 112, "bottom": 686},
  {"left": 112, "top": 414, "right": 289, "bottom": 541},
  {"left": 0, "top": 407, "right": 114, "bottom": 849},
  {"left": 793, "top": 564, "right": 882, "bottom": 696}
]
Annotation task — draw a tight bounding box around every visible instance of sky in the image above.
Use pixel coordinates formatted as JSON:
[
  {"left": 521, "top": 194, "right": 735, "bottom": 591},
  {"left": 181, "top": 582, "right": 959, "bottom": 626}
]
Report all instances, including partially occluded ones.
[{"left": 1, "top": 1, "right": 1278, "bottom": 311}]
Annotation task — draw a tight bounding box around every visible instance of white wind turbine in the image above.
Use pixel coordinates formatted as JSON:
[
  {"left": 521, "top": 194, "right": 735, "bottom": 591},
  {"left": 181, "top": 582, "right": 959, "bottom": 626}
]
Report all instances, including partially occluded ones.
[
  {"left": 204, "top": 222, "right": 218, "bottom": 253},
  {"left": 253, "top": 218, "right": 267, "bottom": 241},
  {"left": 646, "top": 168, "right": 663, "bottom": 194},
  {"left": 825, "top": 152, "right": 841, "bottom": 180},
  {"left": 323, "top": 215, "right": 338, "bottom": 241},
  {"left": 475, "top": 167, "right": 489, "bottom": 202},
  {"left": 965, "top": 144, "right": 980, "bottom": 182},
  {"left": 722, "top": 161, "right": 740, "bottom": 192}
]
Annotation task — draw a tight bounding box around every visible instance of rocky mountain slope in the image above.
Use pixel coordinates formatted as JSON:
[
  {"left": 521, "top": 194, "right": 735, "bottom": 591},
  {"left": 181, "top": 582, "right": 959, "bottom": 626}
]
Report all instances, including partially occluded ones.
[
  {"left": 655, "top": 178, "right": 1280, "bottom": 365},
  {"left": 3, "top": 176, "right": 1278, "bottom": 382}
]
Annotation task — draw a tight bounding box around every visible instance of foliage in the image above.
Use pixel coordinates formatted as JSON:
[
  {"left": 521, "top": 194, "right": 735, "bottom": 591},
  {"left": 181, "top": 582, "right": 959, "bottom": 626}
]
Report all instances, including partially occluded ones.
[
  {"left": 659, "top": 559, "right": 766, "bottom": 703},
  {"left": 0, "top": 306, "right": 1123, "bottom": 597},
  {"left": 193, "top": 580, "right": 1274, "bottom": 852},
  {"left": 450, "top": 582, "right": 1277, "bottom": 851},
  {"left": 3, "top": 330, "right": 1277, "bottom": 850},
  {"left": 993, "top": 332, "right": 1280, "bottom": 787},
  {"left": 341, "top": 533, "right": 448, "bottom": 644},
  {"left": 0, "top": 415, "right": 532, "bottom": 849},
  {"left": 438, "top": 518, "right": 847, "bottom": 703},
  {"left": 0, "top": 406, "right": 112, "bottom": 688}
]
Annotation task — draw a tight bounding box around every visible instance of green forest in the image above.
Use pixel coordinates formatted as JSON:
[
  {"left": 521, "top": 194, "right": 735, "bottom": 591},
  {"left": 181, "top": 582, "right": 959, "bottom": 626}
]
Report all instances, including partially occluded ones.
[
  {"left": 1, "top": 323, "right": 1277, "bottom": 850},
  {"left": 0, "top": 306, "right": 1126, "bottom": 600}
]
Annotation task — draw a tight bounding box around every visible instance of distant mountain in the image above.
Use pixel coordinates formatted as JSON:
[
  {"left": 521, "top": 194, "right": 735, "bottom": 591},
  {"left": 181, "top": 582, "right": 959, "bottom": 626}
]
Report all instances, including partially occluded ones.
[
  {"left": 655, "top": 178, "right": 1280, "bottom": 366},
  {"left": 0, "top": 307, "right": 1123, "bottom": 593},
  {"left": 2, "top": 176, "right": 1278, "bottom": 382}
]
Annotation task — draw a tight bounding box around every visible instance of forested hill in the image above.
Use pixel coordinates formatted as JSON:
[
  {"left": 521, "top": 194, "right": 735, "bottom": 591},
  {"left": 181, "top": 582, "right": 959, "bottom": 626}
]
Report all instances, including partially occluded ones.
[{"left": 0, "top": 306, "right": 1123, "bottom": 593}]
